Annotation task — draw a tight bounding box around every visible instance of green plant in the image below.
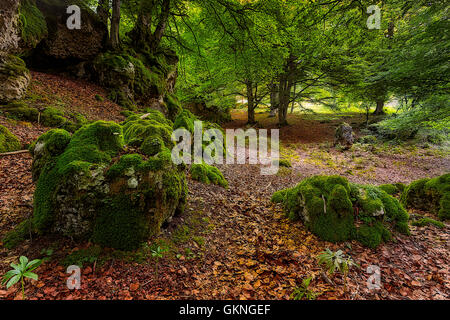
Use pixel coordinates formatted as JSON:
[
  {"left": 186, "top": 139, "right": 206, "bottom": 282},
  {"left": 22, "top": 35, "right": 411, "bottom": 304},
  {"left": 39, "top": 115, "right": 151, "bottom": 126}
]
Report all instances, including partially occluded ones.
[
  {"left": 151, "top": 246, "right": 167, "bottom": 276},
  {"left": 317, "top": 249, "right": 359, "bottom": 276},
  {"left": 290, "top": 277, "right": 318, "bottom": 300},
  {"left": 2, "top": 256, "right": 42, "bottom": 299}
]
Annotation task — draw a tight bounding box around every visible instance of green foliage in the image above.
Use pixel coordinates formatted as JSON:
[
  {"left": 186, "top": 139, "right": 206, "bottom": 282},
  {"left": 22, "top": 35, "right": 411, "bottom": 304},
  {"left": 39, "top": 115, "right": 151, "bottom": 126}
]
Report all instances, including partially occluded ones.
[
  {"left": 0, "top": 125, "right": 21, "bottom": 153},
  {"left": 190, "top": 163, "right": 228, "bottom": 188},
  {"left": 290, "top": 277, "right": 318, "bottom": 301},
  {"left": 317, "top": 249, "right": 359, "bottom": 276},
  {"left": 18, "top": 0, "right": 47, "bottom": 48},
  {"left": 2, "top": 256, "right": 41, "bottom": 299}
]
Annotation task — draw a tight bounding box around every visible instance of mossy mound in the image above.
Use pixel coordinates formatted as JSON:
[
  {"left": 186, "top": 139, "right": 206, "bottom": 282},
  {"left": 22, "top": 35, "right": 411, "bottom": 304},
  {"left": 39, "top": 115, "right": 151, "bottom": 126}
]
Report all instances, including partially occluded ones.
[
  {"left": 272, "top": 159, "right": 292, "bottom": 168},
  {"left": 122, "top": 111, "right": 174, "bottom": 156},
  {"left": 0, "top": 125, "right": 21, "bottom": 153},
  {"left": 0, "top": 54, "right": 31, "bottom": 103},
  {"left": 2, "top": 103, "right": 88, "bottom": 132},
  {"left": 14, "top": 119, "right": 187, "bottom": 251},
  {"left": 401, "top": 174, "right": 450, "bottom": 220},
  {"left": 271, "top": 175, "right": 410, "bottom": 248},
  {"left": 190, "top": 163, "right": 228, "bottom": 188}
]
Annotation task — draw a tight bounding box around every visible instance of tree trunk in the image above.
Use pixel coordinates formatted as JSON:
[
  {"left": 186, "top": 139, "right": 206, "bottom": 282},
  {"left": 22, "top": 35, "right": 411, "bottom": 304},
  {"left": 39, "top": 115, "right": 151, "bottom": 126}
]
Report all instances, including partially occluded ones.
[
  {"left": 97, "top": 0, "right": 109, "bottom": 26},
  {"left": 374, "top": 100, "right": 385, "bottom": 115},
  {"left": 246, "top": 82, "right": 256, "bottom": 125},
  {"left": 109, "top": 0, "right": 121, "bottom": 50},
  {"left": 268, "top": 82, "right": 279, "bottom": 118}
]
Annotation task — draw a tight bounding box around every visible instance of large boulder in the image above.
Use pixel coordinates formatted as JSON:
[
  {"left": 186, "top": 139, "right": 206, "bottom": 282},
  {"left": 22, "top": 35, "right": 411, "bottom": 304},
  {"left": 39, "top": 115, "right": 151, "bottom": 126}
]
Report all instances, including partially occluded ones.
[
  {"left": 91, "top": 48, "right": 179, "bottom": 110},
  {"left": 27, "top": 113, "right": 187, "bottom": 251},
  {"left": 34, "top": 0, "right": 106, "bottom": 61},
  {"left": 0, "top": 53, "right": 31, "bottom": 103},
  {"left": 0, "top": 0, "right": 21, "bottom": 53},
  {"left": 272, "top": 176, "right": 410, "bottom": 248}
]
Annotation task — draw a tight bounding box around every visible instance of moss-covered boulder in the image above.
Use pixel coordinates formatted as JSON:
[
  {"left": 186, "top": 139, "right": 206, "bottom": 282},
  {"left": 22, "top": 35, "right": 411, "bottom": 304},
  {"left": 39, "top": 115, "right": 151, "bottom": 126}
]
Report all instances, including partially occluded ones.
[
  {"left": 334, "top": 123, "right": 354, "bottom": 150},
  {"left": 379, "top": 183, "right": 406, "bottom": 196},
  {"left": 401, "top": 174, "right": 450, "bottom": 220},
  {"left": 18, "top": 0, "right": 48, "bottom": 50},
  {"left": 22, "top": 112, "right": 187, "bottom": 251},
  {"left": 190, "top": 163, "right": 228, "bottom": 188},
  {"left": 271, "top": 175, "right": 410, "bottom": 248},
  {"left": 92, "top": 49, "right": 178, "bottom": 111},
  {"left": 0, "top": 125, "right": 21, "bottom": 153},
  {"left": 0, "top": 54, "right": 31, "bottom": 103}
]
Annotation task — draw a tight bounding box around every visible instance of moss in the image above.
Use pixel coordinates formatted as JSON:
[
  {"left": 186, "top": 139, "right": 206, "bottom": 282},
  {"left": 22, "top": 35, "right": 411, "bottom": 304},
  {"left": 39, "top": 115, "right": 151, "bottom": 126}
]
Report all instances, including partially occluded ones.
[
  {"left": 165, "top": 93, "right": 183, "bottom": 121},
  {"left": 3, "top": 102, "right": 39, "bottom": 122},
  {"left": 190, "top": 163, "right": 228, "bottom": 188},
  {"left": 92, "top": 194, "right": 150, "bottom": 251},
  {"left": 273, "top": 159, "right": 292, "bottom": 168},
  {"left": 41, "top": 107, "right": 67, "bottom": 127},
  {"left": 2, "top": 219, "right": 34, "bottom": 249},
  {"left": 0, "top": 125, "right": 21, "bottom": 153},
  {"left": 95, "top": 94, "right": 104, "bottom": 102},
  {"left": 358, "top": 135, "right": 377, "bottom": 144},
  {"left": 402, "top": 174, "right": 450, "bottom": 221},
  {"left": 273, "top": 175, "right": 410, "bottom": 247},
  {"left": 1, "top": 54, "right": 29, "bottom": 77},
  {"left": 106, "top": 154, "right": 144, "bottom": 179},
  {"left": 271, "top": 189, "right": 288, "bottom": 203},
  {"left": 411, "top": 217, "right": 445, "bottom": 229},
  {"left": 18, "top": 0, "right": 48, "bottom": 48},
  {"left": 33, "top": 121, "right": 124, "bottom": 232},
  {"left": 379, "top": 184, "right": 402, "bottom": 196},
  {"left": 93, "top": 52, "right": 165, "bottom": 107},
  {"left": 174, "top": 109, "right": 196, "bottom": 133},
  {"left": 357, "top": 222, "right": 392, "bottom": 249},
  {"left": 122, "top": 111, "right": 173, "bottom": 156}
]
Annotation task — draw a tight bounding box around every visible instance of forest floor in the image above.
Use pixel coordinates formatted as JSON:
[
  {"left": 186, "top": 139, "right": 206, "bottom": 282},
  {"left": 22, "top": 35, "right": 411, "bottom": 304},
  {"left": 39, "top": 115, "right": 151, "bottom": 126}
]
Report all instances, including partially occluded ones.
[{"left": 0, "top": 73, "right": 449, "bottom": 300}]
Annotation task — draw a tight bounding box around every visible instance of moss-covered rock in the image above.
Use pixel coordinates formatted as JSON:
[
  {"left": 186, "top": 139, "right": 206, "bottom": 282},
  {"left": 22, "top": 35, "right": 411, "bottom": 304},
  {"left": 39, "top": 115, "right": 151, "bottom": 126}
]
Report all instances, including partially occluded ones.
[
  {"left": 18, "top": 0, "right": 48, "bottom": 49},
  {"left": 0, "top": 54, "right": 31, "bottom": 103},
  {"left": 401, "top": 174, "right": 450, "bottom": 220},
  {"left": 271, "top": 175, "right": 410, "bottom": 248},
  {"left": 190, "top": 163, "right": 228, "bottom": 188},
  {"left": 0, "top": 125, "right": 21, "bottom": 153},
  {"left": 2, "top": 101, "right": 39, "bottom": 121},
  {"left": 92, "top": 51, "right": 167, "bottom": 109},
  {"left": 20, "top": 118, "right": 187, "bottom": 251}
]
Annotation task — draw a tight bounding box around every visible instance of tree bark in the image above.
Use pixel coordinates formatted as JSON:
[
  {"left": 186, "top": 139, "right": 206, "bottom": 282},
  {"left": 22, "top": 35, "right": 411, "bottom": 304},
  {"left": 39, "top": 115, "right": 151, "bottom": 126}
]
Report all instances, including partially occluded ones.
[
  {"left": 246, "top": 82, "right": 256, "bottom": 125},
  {"left": 109, "top": 0, "right": 121, "bottom": 50},
  {"left": 268, "top": 82, "right": 279, "bottom": 118},
  {"left": 374, "top": 99, "right": 385, "bottom": 115}
]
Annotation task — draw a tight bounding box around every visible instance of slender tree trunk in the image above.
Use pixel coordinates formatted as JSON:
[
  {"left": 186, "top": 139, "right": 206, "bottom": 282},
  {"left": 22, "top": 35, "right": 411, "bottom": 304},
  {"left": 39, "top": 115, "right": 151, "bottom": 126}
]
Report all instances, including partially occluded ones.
[
  {"left": 109, "top": 0, "right": 121, "bottom": 50},
  {"left": 278, "top": 54, "right": 297, "bottom": 126},
  {"left": 374, "top": 99, "right": 385, "bottom": 115},
  {"left": 246, "top": 82, "right": 256, "bottom": 125},
  {"left": 268, "top": 82, "right": 279, "bottom": 118}
]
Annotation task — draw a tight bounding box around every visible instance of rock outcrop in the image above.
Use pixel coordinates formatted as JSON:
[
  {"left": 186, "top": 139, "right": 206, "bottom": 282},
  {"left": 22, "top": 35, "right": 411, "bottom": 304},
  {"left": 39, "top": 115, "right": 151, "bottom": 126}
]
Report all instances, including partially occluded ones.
[
  {"left": 0, "top": 53, "right": 31, "bottom": 103},
  {"left": 0, "top": 0, "right": 21, "bottom": 53}
]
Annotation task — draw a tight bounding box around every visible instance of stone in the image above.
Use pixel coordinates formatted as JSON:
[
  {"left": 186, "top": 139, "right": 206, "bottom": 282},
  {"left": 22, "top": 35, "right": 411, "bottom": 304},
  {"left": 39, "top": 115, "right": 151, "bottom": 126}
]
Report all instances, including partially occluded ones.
[
  {"left": 0, "top": 0, "right": 20, "bottom": 53},
  {"left": 0, "top": 53, "right": 31, "bottom": 103},
  {"left": 334, "top": 122, "right": 354, "bottom": 150}
]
